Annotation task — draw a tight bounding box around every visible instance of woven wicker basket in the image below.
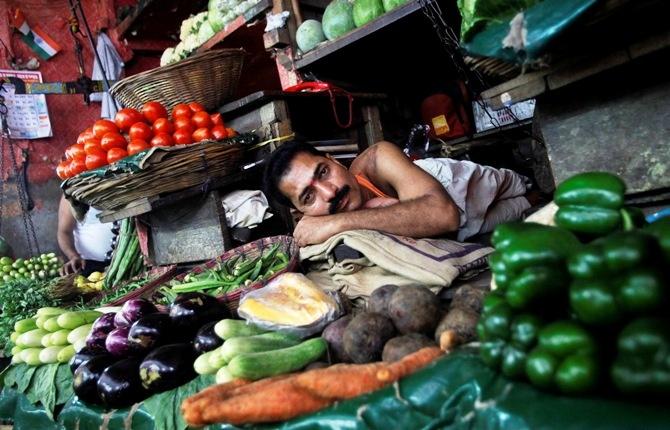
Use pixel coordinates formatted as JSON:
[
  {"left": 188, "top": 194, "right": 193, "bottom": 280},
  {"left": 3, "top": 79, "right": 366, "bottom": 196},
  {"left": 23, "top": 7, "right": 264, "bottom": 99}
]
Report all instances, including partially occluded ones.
[
  {"left": 110, "top": 49, "right": 245, "bottom": 112},
  {"left": 152, "top": 235, "right": 299, "bottom": 315}
]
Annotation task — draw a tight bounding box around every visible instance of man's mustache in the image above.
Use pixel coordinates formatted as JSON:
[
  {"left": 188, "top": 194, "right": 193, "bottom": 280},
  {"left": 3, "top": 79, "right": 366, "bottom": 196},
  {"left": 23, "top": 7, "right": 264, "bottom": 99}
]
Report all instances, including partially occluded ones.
[{"left": 328, "top": 185, "right": 350, "bottom": 214}]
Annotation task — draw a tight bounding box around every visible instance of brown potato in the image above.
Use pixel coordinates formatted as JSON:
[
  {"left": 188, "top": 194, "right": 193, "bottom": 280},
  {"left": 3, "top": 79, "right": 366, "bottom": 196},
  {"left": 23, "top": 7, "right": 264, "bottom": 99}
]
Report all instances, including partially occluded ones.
[
  {"left": 450, "top": 285, "right": 487, "bottom": 314},
  {"left": 434, "top": 307, "right": 480, "bottom": 351},
  {"left": 343, "top": 312, "right": 396, "bottom": 363},
  {"left": 382, "top": 333, "right": 436, "bottom": 362},
  {"left": 322, "top": 315, "right": 353, "bottom": 363},
  {"left": 387, "top": 285, "right": 441, "bottom": 335},
  {"left": 367, "top": 284, "right": 399, "bottom": 315}
]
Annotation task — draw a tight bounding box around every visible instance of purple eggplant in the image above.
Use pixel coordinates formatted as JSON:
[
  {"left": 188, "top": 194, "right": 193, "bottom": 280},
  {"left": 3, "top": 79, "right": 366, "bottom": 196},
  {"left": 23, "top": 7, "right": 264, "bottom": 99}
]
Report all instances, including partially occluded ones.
[
  {"left": 69, "top": 347, "right": 111, "bottom": 375},
  {"left": 91, "top": 313, "right": 116, "bottom": 335},
  {"left": 73, "top": 355, "right": 118, "bottom": 405},
  {"left": 114, "top": 299, "right": 158, "bottom": 328},
  {"left": 97, "top": 358, "right": 147, "bottom": 408},
  {"left": 194, "top": 321, "right": 223, "bottom": 354},
  {"left": 169, "top": 292, "right": 229, "bottom": 340},
  {"left": 139, "top": 343, "right": 197, "bottom": 393},
  {"left": 128, "top": 313, "right": 171, "bottom": 351},
  {"left": 106, "top": 326, "right": 141, "bottom": 357},
  {"left": 85, "top": 331, "right": 109, "bottom": 353}
]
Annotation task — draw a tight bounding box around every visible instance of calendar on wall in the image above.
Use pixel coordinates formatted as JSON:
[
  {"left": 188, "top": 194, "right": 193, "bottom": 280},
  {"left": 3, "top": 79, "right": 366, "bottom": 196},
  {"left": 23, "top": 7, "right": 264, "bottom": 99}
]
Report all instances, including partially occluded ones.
[{"left": 0, "top": 69, "right": 52, "bottom": 139}]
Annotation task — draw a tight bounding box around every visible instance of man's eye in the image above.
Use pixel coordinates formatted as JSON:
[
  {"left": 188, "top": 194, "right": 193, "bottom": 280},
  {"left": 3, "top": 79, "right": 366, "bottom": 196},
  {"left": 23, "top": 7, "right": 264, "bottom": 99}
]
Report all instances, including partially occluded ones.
[
  {"left": 304, "top": 192, "right": 314, "bottom": 205},
  {"left": 319, "top": 166, "right": 328, "bottom": 178}
]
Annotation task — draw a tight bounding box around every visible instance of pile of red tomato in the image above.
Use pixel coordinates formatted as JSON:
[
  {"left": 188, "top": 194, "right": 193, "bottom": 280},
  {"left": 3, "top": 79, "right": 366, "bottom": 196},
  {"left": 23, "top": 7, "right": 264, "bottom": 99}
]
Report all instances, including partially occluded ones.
[{"left": 56, "top": 101, "right": 238, "bottom": 180}]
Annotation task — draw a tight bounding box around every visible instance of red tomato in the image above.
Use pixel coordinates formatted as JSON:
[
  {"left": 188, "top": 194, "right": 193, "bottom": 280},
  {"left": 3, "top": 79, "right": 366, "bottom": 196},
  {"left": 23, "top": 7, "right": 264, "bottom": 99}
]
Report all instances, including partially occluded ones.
[
  {"left": 70, "top": 143, "right": 86, "bottom": 159},
  {"left": 56, "top": 160, "right": 70, "bottom": 180},
  {"left": 150, "top": 133, "right": 174, "bottom": 147},
  {"left": 84, "top": 139, "right": 102, "bottom": 155},
  {"left": 92, "top": 119, "right": 118, "bottom": 139},
  {"left": 173, "top": 117, "right": 193, "bottom": 133},
  {"left": 226, "top": 128, "right": 238, "bottom": 137},
  {"left": 77, "top": 128, "right": 95, "bottom": 145},
  {"left": 210, "top": 113, "right": 224, "bottom": 127},
  {"left": 69, "top": 158, "right": 87, "bottom": 176},
  {"left": 191, "top": 111, "right": 212, "bottom": 129},
  {"left": 127, "top": 139, "right": 151, "bottom": 155},
  {"left": 153, "top": 118, "right": 174, "bottom": 135},
  {"left": 192, "top": 127, "right": 212, "bottom": 142},
  {"left": 211, "top": 125, "right": 228, "bottom": 140},
  {"left": 172, "top": 103, "right": 192, "bottom": 120},
  {"left": 173, "top": 128, "right": 193, "bottom": 145},
  {"left": 188, "top": 102, "right": 206, "bottom": 113},
  {"left": 141, "top": 101, "right": 168, "bottom": 123},
  {"left": 129, "top": 122, "right": 153, "bottom": 141},
  {"left": 114, "top": 108, "right": 144, "bottom": 131},
  {"left": 100, "top": 132, "right": 127, "bottom": 151},
  {"left": 107, "top": 147, "right": 129, "bottom": 164},
  {"left": 64, "top": 145, "right": 75, "bottom": 159},
  {"left": 85, "top": 150, "right": 107, "bottom": 170}
]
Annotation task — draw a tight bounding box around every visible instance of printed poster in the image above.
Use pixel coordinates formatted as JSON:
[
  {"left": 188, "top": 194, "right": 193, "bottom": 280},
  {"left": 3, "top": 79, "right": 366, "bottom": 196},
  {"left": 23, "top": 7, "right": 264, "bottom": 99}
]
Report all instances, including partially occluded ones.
[{"left": 0, "top": 69, "right": 52, "bottom": 139}]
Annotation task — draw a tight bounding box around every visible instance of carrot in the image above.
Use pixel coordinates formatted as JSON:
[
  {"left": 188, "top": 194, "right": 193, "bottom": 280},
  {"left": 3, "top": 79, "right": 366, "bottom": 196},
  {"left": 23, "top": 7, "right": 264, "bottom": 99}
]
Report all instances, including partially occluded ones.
[{"left": 182, "top": 347, "right": 443, "bottom": 426}]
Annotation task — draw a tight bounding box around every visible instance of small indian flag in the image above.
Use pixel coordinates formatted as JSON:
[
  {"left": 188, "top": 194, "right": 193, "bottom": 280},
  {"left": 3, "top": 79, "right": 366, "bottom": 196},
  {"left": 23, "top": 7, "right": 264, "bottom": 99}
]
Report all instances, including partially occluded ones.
[{"left": 11, "top": 8, "right": 61, "bottom": 60}]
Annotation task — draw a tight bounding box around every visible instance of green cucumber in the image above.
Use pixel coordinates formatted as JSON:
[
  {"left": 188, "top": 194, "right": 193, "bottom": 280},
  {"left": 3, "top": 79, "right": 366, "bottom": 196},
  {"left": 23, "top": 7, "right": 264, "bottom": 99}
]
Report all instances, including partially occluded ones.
[
  {"left": 215, "top": 366, "right": 234, "bottom": 384},
  {"left": 41, "top": 333, "right": 52, "bottom": 347},
  {"left": 214, "top": 319, "right": 269, "bottom": 340},
  {"left": 194, "top": 351, "right": 219, "bottom": 375},
  {"left": 11, "top": 345, "right": 23, "bottom": 356},
  {"left": 36, "top": 307, "right": 66, "bottom": 317},
  {"left": 50, "top": 329, "right": 71, "bottom": 346},
  {"left": 39, "top": 346, "right": 64, "bottom": 364},
  {"left": 43, "top": 316, "right": 62, "bottom": 332},
  {"left": 67, "top": 323, "right": 92, "bottom": 344},
  {"left": 10, "top": 331, "right": 19, "bottom": 343},
  {"left": 14, "top": 317, "right": 38, "bottom": 333},
  {"left": 36, "top": 315, "right": 50, "bottom": 330},
  {"left": 228, "top": 338, "right": 327, "bottom": 380},
  {"left": 57, "top": 345, "right": 76, "bottom": 363},
  {"left": 219, "top": 332, "right": 300, "bottom": 363},
  {"left": 20, "top": 348, "right": 43, "bottom": 366},
  {"left": 208, "top": 346, "right": 227, "bottom": 369},
  {"left": 56, "top": 311, "right": 102, "bottom": 329},
  {"left": 17, "top": 329, "right": 49, "bottom": 348}
]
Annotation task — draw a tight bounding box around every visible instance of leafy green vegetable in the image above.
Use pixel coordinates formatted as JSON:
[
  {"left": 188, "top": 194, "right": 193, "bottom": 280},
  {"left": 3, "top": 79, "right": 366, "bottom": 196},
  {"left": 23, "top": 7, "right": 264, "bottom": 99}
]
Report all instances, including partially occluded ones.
[
  {"left": 55, "top": 362, "right": 74, "bottom": 405},
  {"left": 1, "top": 363, "right": 72, "bottom": 419},
  {"left": 143, "top": 374, "right": 215, "bottom": 430}
]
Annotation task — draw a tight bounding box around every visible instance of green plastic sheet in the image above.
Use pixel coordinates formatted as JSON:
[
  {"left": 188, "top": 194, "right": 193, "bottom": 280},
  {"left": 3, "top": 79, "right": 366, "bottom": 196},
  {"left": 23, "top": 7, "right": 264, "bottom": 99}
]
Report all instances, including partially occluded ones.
[
  {"left": 2, "top": 351, "right": 670, "bottom": 429},
  {"left": 460, "top": 0, "right": 599, "bottom": 63}
]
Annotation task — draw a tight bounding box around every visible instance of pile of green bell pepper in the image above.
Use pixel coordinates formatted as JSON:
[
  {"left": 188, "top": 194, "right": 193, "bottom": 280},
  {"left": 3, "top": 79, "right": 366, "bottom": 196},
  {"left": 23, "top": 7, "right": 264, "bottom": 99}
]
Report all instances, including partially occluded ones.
[
  {"left": 489, "top": 222, "right": 580, "bottom": 310},
  {"left": 568, "top": 231, "right": 665, "bottom": 326},
  {"left": 554, "top": 171, "right": 646, "bottom": 236},
  {"left": 644, "top": 217, "right": 670, "bottom": 263}
]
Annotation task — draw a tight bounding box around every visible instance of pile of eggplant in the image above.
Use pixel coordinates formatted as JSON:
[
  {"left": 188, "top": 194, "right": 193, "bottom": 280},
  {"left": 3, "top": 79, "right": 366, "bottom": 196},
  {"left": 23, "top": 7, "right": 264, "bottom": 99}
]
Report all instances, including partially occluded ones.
[{"left": 70, "top": 292, "right": 229, "bottom": 409}]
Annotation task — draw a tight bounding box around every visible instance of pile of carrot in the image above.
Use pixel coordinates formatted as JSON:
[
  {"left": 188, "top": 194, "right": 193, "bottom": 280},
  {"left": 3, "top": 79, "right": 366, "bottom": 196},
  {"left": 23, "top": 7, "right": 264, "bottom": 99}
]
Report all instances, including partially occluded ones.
[{"left": 181, "top": 347, "right": 443, "bottom": 426}]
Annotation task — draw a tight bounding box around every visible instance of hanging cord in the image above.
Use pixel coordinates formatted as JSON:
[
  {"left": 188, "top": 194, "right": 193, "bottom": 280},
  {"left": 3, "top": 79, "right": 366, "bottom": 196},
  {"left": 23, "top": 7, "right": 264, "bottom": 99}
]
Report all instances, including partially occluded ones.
[
  {"left": 417, "top": 0, "right": 543, "bottom": 143},
  {"left": 0, "top": 83, "right": 40, "bottom": 255}
]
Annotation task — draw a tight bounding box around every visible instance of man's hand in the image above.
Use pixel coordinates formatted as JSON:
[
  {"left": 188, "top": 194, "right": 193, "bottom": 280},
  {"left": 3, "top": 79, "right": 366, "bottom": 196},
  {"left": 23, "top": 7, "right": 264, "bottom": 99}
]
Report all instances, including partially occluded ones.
[
  {"left": 61, "top": 255, "right": 85, "bottom": 275},
  {"left": 293, "top": 215, "right": 342, "bottom": 247}
]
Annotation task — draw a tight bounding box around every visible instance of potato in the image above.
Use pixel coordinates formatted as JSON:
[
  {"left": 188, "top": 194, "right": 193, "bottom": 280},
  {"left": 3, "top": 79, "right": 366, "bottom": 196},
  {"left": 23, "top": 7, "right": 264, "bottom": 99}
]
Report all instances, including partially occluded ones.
[
  {"left": 343, "top": 312, "right": 396, "bottom": 363},
  {"left": 382, "top": 333, "right": 436, "bottom": 362},
  {"left": 305, "top": 361, "right": 330, "bottom": 370},
  {"left": 450, "top": 285, "right": 487, "bottom": 314},
  {"left": 387, "top": 285, "right": 441, "bottom": 335},
  {"left": 368, "top": 284, "right": 399, "bottom": 315},
  {"left": 322, "top": 315, "right": 353, "bottom": 363},
  {"left": 434, "top": 307, "right": 480, "bottom": 351}
]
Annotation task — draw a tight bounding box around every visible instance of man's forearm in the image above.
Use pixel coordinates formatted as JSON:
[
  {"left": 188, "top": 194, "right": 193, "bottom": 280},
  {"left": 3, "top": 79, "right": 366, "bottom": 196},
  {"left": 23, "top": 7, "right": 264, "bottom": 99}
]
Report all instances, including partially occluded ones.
[{"left": 332, "top": 195, "right": 459, "bottom": 238}]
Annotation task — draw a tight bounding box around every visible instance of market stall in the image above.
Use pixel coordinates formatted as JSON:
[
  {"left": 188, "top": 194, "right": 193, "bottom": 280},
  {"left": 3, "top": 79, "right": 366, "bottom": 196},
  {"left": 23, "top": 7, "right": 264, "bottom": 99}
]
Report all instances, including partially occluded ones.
[{"left": 1, "top": 0, "right": 669, "bottom": 428}]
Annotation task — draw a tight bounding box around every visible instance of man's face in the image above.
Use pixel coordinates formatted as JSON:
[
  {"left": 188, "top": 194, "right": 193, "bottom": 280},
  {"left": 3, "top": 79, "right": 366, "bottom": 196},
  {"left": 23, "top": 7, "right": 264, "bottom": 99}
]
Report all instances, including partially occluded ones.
[{"left": 278, "top": 152, "right": 364, "bottom": 216}]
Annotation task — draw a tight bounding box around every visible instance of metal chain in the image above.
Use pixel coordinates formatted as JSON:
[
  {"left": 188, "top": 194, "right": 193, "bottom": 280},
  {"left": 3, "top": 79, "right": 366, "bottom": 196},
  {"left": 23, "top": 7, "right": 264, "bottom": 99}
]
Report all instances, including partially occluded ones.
[{"left": 0, "top": 82, "right": 8, "bottom": 234}]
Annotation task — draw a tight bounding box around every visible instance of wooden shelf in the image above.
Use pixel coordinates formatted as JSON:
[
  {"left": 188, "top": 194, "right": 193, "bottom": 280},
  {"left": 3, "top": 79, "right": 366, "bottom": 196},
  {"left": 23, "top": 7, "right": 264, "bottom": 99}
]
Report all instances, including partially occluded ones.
[
  {"left": 294, "top": 0, "right": 423, "bottom": 69},
  {"left": 196, "top": 0, "right": 273, "bottom": 53}
]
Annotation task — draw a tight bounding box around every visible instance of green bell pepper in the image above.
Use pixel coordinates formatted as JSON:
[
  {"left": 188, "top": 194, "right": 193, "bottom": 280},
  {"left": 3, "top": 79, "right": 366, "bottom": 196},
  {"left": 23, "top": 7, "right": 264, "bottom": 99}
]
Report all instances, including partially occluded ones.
[
  {"left": 525, "top": 320, "right": 599, "bottom": 394},
  {"left": 489, "top": 222, "right": 579, "bottom": 309},
  {"left": 478, "top": 296, "right": 542, "bottom": 380},
  {"left": 611, "top": 318, "right": 670, "bottom": 395},
  {"left": 568, "top": 231, "right": 665, "bottom": 325},
  {"left": 554, "top": 171, "right": 625, "bottom": 236},
  {"left": 644, "top": 217, "right": 670, "bottom": 263}
]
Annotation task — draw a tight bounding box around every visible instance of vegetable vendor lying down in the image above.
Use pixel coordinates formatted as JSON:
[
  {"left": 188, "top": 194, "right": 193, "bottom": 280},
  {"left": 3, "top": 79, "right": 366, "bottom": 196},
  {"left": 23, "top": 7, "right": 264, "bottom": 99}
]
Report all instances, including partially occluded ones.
[{"left": 263, "top": 140, "right": 540, "bottom": 247}]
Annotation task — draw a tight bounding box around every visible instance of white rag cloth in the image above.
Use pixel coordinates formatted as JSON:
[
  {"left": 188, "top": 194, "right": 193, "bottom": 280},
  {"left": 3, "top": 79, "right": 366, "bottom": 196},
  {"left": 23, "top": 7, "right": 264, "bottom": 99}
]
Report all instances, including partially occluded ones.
[
  {"left": 414, "top": 158, "right": 531, "bottom": 241},
  {"left": 221, "top": 190, "right": 273, "bottom": 228},
  {"left": 90, "top": 32, "right": 123, "bottom": 119}
]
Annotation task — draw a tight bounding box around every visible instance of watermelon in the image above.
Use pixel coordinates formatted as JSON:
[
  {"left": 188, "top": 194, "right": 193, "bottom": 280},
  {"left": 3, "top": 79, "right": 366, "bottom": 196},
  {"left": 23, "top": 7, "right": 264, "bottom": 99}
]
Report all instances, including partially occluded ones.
[
  {"left": 352, "top": 0, "right": 385, "bottom": 27},
  {"left": 322, "top": 0, "right": 356, "bottom": 41},
  {"left": 382, "top": 0, "right": 407, "bottom": 12},
  {"left": 296, "top": 20, "right": 326, "bottom": 53}
]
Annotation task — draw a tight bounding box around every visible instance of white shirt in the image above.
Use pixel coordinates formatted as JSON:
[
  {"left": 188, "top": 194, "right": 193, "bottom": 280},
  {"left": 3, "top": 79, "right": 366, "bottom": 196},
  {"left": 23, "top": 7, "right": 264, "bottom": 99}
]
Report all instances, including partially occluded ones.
[{"left": 73, "top": 207, "right": 115, "bottom": 262}]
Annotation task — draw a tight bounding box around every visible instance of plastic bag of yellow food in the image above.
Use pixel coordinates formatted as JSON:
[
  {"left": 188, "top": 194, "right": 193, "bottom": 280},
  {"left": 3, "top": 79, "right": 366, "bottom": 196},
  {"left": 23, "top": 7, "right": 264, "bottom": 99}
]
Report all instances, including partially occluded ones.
[{"left": 237, "top": 273, "right": 342, "bottom": 337}]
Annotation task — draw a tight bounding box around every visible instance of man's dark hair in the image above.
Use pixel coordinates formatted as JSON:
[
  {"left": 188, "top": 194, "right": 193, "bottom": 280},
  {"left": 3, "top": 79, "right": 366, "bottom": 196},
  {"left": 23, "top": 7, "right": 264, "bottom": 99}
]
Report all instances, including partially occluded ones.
[{"left": 263, "top": 140, "right": 323, "bottom": 208}]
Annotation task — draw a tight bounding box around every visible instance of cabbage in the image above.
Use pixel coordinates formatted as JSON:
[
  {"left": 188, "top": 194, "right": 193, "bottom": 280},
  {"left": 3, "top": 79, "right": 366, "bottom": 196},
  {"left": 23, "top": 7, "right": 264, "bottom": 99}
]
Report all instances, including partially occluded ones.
[
  {"left": 160, "top": 47, "right": 175, "bottom": 66},
  {"left": 198, "top": 20, "right": 216, "bottom": 44},
  {"left": 209, "top": 0, "right": 240, "bottom": 32},
  {"left": 180, "top": 16, "right": 195, "bottom": 40}
]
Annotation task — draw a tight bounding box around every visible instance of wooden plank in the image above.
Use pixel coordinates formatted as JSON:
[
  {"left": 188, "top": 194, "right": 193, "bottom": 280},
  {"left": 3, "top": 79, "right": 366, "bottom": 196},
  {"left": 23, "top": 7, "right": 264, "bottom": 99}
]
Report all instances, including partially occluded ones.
[
  {"left": 196, "top": 0, "right": 273, "bottom": 53},
  {"left": 263, "top": 28, "right": 291, "bottom": 49},
  {"left": 361, "top": 105, "right": 383, "bottom": 148},
  {"left": 115, "top": 0, "right": 155, "bottom": 37},
  {"left": 98, "top": 197, "right": 155, "bottom": 223},
  {"left": 295, "top": 0, "right": 422, "bottom": 69}
]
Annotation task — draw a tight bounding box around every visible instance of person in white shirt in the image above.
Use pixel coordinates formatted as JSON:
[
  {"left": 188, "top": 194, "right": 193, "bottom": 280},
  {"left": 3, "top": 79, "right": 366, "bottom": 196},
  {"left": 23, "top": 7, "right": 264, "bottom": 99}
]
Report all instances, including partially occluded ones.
[{"left": 57, "top": 195, "right": 115, "bottom": 275}]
